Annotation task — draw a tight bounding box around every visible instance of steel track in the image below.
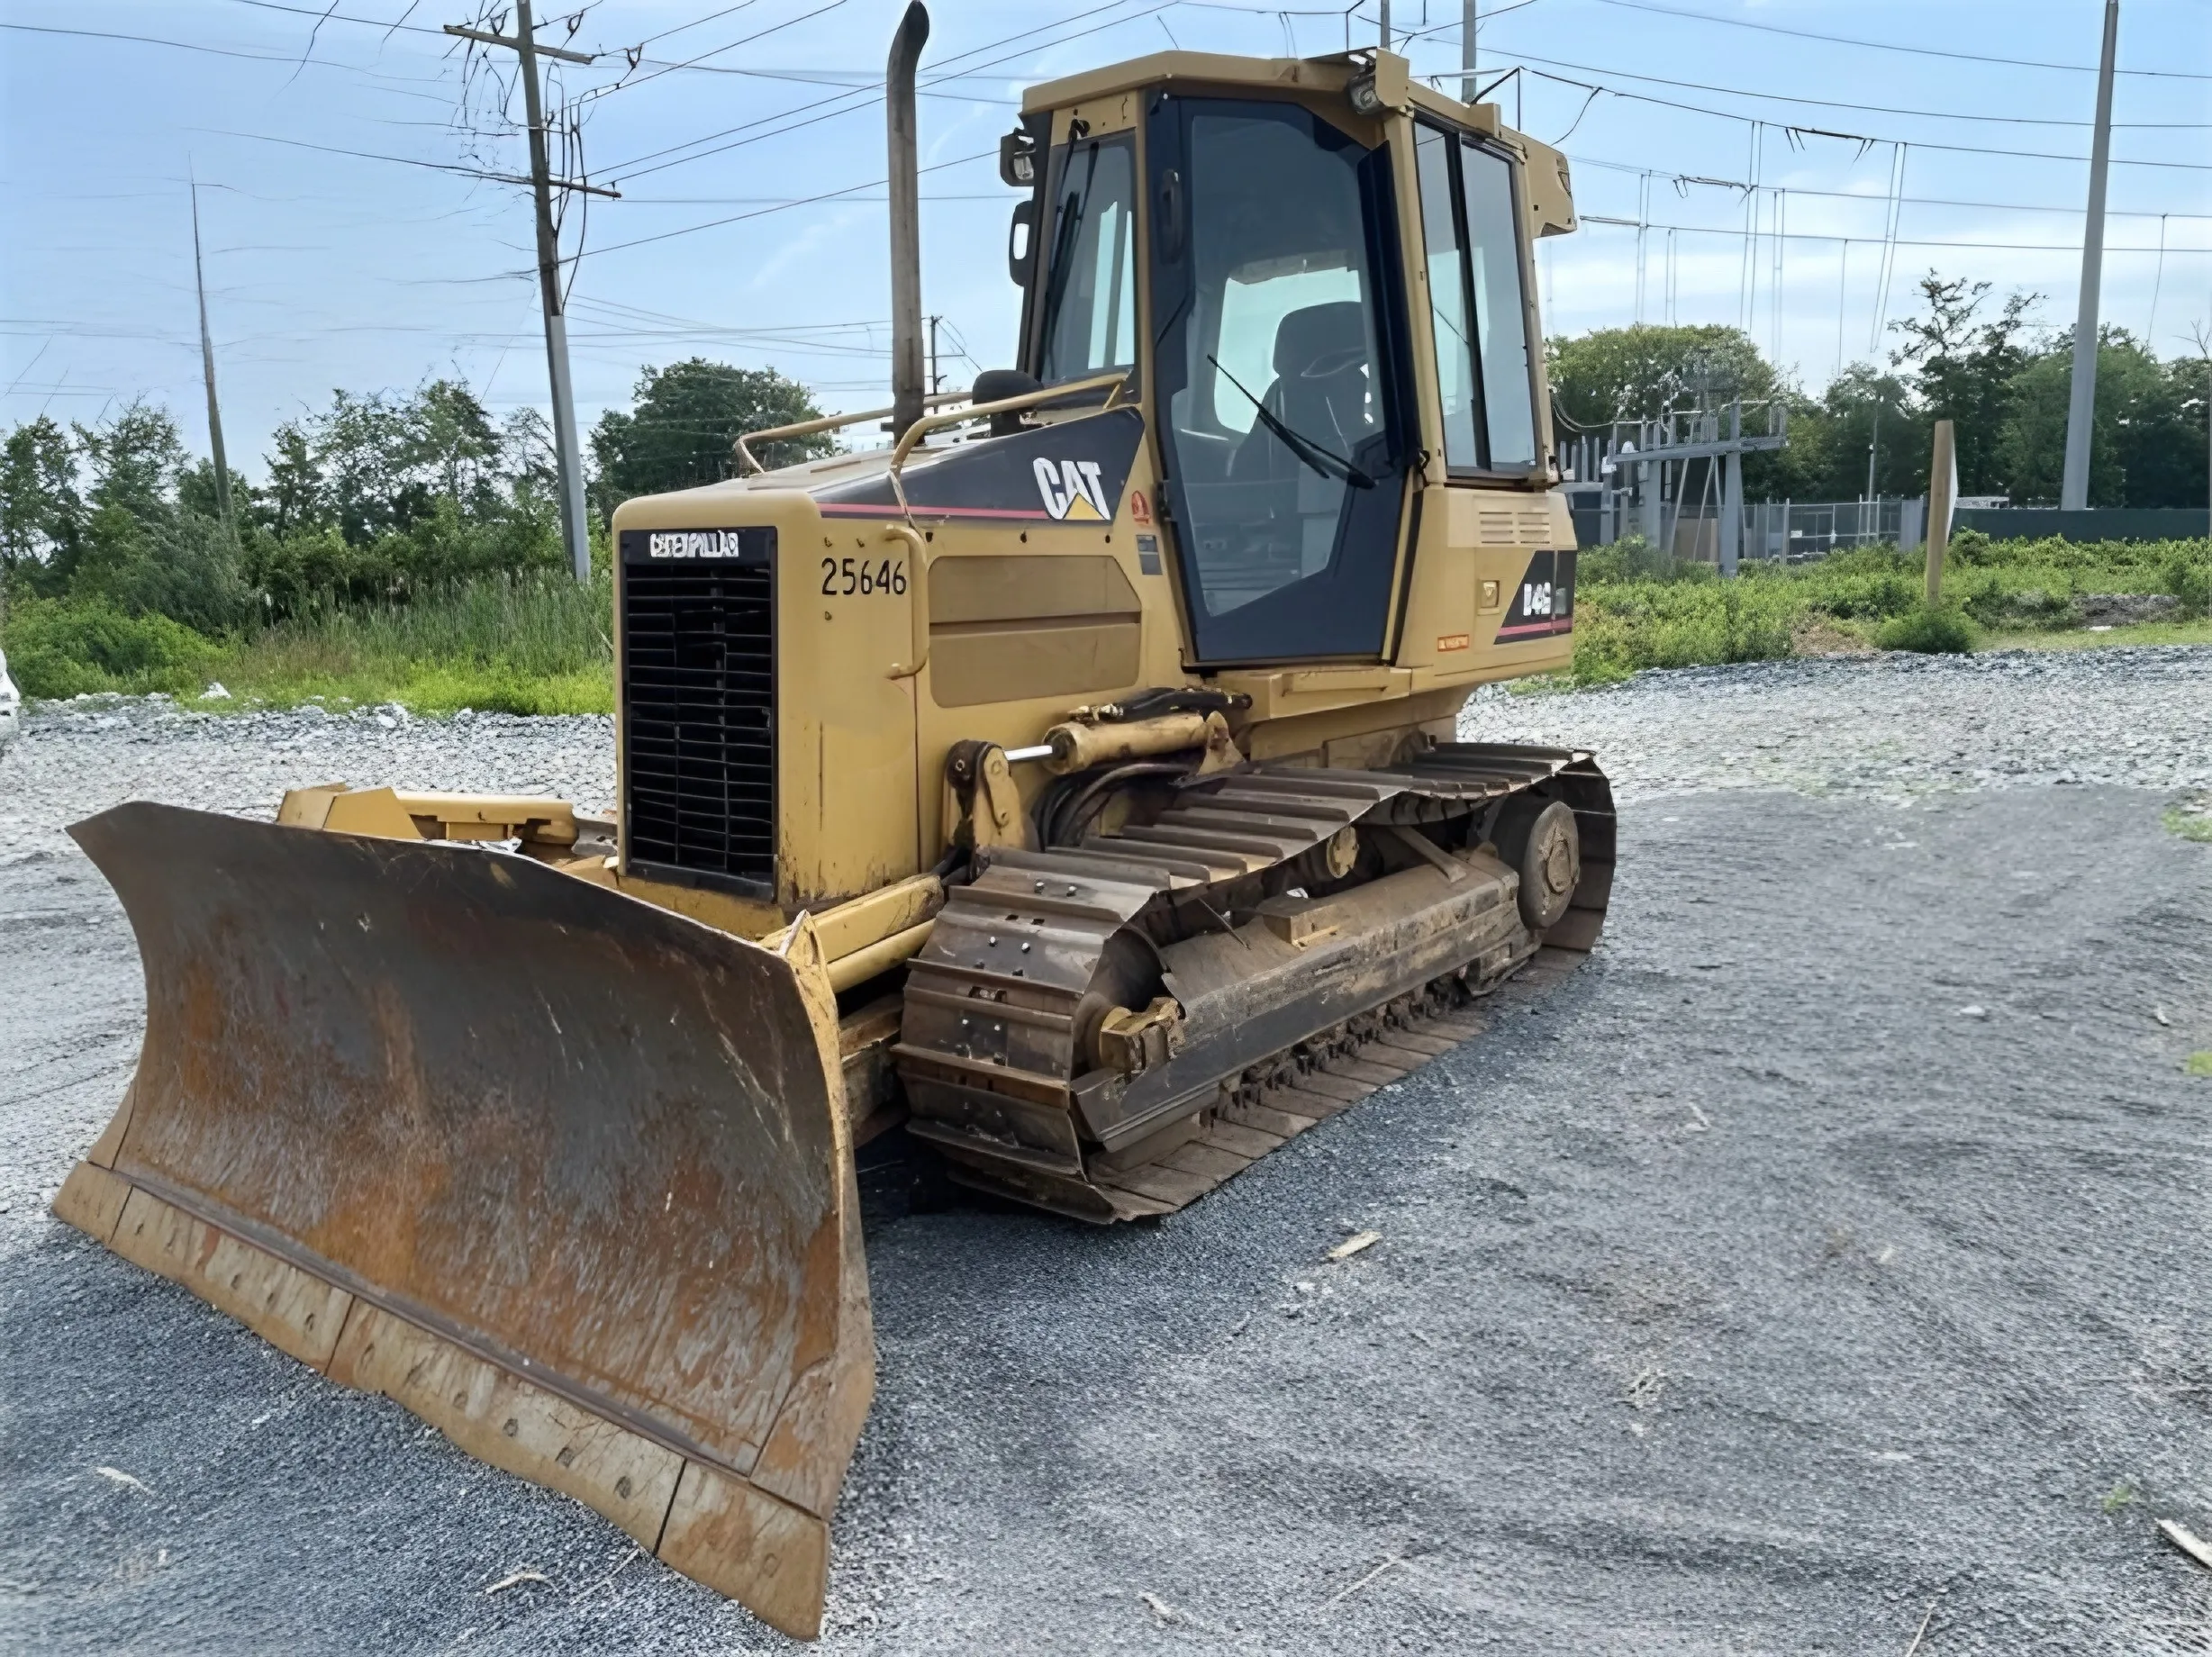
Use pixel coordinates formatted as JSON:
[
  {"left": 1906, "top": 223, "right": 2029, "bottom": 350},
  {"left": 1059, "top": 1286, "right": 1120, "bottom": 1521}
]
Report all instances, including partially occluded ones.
[{"left": 893, "top": 743, "right": 1615, "bottom": 1222}]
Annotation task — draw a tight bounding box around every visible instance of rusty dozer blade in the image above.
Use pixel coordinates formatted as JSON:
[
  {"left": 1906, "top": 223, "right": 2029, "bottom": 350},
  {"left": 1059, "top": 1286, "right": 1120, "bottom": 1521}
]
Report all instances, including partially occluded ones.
[{"left": 50, "top": 801, "right": 872, "bottom": 1640}]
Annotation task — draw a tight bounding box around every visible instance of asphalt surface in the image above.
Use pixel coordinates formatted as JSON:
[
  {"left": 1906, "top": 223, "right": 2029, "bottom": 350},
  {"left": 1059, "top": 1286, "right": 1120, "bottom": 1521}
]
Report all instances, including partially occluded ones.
[{"left": 2, "top": 651, "right": 2209, "bottom": 1654}]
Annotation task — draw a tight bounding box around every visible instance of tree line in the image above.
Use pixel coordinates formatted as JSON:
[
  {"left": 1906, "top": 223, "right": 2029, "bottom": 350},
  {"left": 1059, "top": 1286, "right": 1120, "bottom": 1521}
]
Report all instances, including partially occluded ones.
[
  {"left": 1547, "top": 273, "right": 2210, "bottom": 509},
  {"left": 0, "top": 360, "right": 828, "bottom": 636}
]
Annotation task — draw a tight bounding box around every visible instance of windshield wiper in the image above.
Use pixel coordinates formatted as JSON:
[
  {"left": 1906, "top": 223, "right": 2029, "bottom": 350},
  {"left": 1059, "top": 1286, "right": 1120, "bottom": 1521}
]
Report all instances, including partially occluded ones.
[
  {"left": 1037, "top": 144, "right": 1102, "bottom": 362},
  {"left": 1208, "top": 355, "right": 1375, "bottom": 489}
]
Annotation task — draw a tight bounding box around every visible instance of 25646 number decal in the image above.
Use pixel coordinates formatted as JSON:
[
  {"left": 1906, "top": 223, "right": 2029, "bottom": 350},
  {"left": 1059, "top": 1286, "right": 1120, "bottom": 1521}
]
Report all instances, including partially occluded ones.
[{"left": 821, "top": 556, "right": 908, "bottom": 597}]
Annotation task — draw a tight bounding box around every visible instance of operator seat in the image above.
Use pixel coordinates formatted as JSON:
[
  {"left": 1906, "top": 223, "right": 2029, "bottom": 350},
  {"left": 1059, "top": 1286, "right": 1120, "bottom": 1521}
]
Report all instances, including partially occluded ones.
[{"left": 1229, "top": 300, "right": 1376, "bottom": 486}]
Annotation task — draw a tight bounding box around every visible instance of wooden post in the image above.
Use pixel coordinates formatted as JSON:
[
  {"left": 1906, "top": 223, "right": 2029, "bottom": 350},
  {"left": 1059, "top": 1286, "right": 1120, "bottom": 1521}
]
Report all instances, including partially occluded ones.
[{"left": 1926, "top": 417, "right": 1957, "bottom": 605}]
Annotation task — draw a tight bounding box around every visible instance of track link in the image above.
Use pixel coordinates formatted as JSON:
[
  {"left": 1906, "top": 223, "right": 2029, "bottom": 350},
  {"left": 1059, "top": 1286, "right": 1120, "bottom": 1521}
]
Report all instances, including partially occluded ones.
[{"left": 893, "top": 743, "right": 1614, "bottom": 1222}]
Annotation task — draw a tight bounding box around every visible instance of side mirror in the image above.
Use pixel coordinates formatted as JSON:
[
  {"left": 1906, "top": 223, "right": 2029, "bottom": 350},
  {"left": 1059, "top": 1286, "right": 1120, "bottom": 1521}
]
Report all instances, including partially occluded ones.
[
  {"left": 1007, "top": 198, "right": 1037, "bottom": 286},
  {"left": 971, "top": 368, "right": 1042, "bottom": 439},
  {"left": 999, "top": 129, "right": 1037, "bottom": 187}
]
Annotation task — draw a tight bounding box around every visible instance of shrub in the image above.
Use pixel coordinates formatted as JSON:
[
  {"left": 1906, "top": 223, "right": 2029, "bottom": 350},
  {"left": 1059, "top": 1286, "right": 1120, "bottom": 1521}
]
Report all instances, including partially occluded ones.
[
  {"left": 1576, "top": 534, "right": 1712, "bottom": 585},
  {"left": 1568, "top": 575, "right": 1793, "bottom": 684},
  {"left": 67, "top": 503, "right": 250, "bottom": 634},
  {"left": 244, "top": 500, "right": 562, "bottom": 618},
  {"left": 1945, "top": 533, "right": 2207, "bottom": 576},
  {"left": 2162, "top": 548, "right": 2211, "bottom": 619},
  {"left": 1, "top": 598, "right": 219, "bottom": 697},
  {"left": 200, "top": 570, "right": 614, "bottom": 711},
  {"left": 1792, "top": 548, "right": 1924, "bottom": 620},
  {"left": 1960, "top": 577, "right": 2074, "bottom": 629},
  {"left": 1876, "top": 604, "right": 1978, "bottom": 654},
  {"left": 1945, "top": 526, "right": 1994, "bottom": 565}
]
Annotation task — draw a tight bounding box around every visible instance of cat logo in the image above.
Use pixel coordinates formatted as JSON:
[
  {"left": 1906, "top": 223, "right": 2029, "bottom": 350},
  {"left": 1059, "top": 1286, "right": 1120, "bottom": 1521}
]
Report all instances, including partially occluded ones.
[{"left": 1033, "top": 457, "right": 1112, "bottom": 521}]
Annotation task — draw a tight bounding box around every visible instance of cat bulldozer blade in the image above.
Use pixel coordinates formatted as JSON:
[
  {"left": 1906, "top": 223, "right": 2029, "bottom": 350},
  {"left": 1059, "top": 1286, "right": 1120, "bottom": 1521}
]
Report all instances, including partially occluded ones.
[
  {"left": 56, "top": 801, "right": 870, "bottom": 1637},
  {"left": 56, "top": 11, "right": 1610, "bottom": 1639}
]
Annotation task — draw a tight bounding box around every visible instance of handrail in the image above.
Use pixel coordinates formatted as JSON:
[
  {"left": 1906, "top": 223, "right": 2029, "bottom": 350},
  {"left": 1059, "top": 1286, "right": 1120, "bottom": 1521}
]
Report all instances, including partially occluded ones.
[
  {"left": 875, "top": 372, "right": 1129, "bottom": 683},
  {"left": 881, "top": 523, "right": 931, "bottom": 681},
  {"left": 884, "top": 370, "right": 1129, "bottom": 521},
  {"left": 733, "top": 389, "right": 970, "bottom": 477},
  {"left": 736, "top": 371, "right": 1130, "bottom": 484}
]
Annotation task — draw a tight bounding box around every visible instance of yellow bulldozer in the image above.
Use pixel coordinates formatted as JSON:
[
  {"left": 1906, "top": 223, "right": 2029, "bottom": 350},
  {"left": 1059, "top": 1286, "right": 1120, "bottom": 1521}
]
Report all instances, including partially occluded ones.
[{"left": 52, "top": 12, "right": 1610, "bottom": 1640}]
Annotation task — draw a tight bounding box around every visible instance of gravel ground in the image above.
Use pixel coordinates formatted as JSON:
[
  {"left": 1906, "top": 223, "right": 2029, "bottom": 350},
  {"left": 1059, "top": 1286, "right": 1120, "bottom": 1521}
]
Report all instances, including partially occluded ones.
[
  {"left": 1464, "top": 645, "right": 2212, "bottom": 801},
  {"left": 2, "top": 647, "right": 2209, "bottom": 1654}
]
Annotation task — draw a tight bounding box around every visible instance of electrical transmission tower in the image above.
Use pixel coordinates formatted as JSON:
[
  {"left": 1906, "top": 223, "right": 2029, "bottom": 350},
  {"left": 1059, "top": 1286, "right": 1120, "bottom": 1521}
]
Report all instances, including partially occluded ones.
[{"left": 444, "top": 3, "right": 617, "bottom": 584}]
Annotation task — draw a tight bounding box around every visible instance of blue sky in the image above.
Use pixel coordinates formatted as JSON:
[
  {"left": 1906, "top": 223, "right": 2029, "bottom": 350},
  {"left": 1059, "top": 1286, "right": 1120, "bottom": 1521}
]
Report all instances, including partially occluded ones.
[{"left": 4, "top": 0, "right": 2207, "bottom": 471}]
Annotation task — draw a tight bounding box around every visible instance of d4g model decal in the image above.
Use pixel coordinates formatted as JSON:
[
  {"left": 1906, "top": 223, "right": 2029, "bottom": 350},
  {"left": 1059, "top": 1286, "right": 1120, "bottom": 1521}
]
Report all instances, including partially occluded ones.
[
  {"left": 813, "top": 406, "right": 1146, "bottom": 524},
  {"left": 1493, "top": 548, "right": 1577, "bottom": 642}
]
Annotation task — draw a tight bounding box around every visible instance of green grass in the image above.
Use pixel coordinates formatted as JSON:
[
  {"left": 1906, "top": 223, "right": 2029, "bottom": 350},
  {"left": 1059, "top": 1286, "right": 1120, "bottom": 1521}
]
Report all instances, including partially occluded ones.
[
  {"left": 1981, "top": 618, "right": 2212, "bottom": 653},
  {"left": 5, "top": 574, "right": 614, "bottom": 716},
  {"left": 2165, "top": 797, "right": 2212, "bottom": 844},
  {"left": 8, "top": 535, "right": 2208, "bottom": 711},
  {"left": 1565, "top": 535, "right": 2211, "bottom": 686}
]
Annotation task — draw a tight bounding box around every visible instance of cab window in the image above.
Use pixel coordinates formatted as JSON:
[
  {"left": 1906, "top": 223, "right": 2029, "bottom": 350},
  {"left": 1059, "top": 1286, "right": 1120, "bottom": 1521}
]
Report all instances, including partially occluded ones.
[
  {"left": 1412, "top": 122, "right": 1538, "bottom": 472},
  {"left": 1036, "top": 133, "right": 1139, "bottom": 386}
]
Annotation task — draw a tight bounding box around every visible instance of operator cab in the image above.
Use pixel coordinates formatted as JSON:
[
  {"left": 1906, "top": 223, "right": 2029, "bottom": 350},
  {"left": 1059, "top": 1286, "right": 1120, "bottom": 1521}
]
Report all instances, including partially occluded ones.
[{"left": 1003, "top": 52, "right": 1565, "bottom": 667}]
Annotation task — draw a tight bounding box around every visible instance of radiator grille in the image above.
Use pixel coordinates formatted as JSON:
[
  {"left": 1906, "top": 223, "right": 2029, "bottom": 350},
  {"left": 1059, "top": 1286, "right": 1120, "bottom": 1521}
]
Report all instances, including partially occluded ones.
[{"left": 621, "top": 548, "right": 775, "bottom": 893}]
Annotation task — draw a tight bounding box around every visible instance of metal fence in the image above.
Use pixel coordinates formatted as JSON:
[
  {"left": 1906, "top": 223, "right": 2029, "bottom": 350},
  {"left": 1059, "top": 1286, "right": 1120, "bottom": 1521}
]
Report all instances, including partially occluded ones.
[
  {"left": 1569, "top": 497, "right": 1921, "bottom": 562},
  {"left": 1567, "top": 498, "right": 2210, "bottom": 566}
]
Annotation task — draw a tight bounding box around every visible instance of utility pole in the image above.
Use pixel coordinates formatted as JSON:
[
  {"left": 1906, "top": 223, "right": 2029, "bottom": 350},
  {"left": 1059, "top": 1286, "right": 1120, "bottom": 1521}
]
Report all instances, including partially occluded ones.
[
  {"left": 1461, "top": 0, "right": 1477, "bottom": 103},
  {"left": 928, "top": 314, "right": 942, "bottom": 397},
  {"left": 1925, "top": 418, "right": 1957, "bottom": 604},
  {"left": 188, "top": 175, "right": 233, "bottom": 537},
  {"left": 1378, "top": 0, "right": 1391, "bottom": 50},
  {"left": 2061, "top": 0, "right": 2119, "bottom": 512},
  {"left": 1718, "top": 401, "right": 1743, "bottom": 578},
  {"left": 1865, "top": 394, "right": 1881, "bottom": 509},
  {"left": 444, "top": 5, "right": 608, "bottom": 584}
]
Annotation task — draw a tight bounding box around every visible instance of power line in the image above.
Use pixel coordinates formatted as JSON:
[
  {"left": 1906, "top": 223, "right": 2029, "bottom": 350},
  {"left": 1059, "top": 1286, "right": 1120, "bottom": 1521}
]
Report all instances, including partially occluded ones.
[
  {"left": 1588, "top": 0, "right": 2212, "bottom": 84},
  {"left": 612, "top": 192, "right": 1003, "bottom": 204},
  {"left": 1476, "top": 47, "right": 2212, "bottom": 133},
  {"left": 0, "top": 16, "right": 445, "bottom": 77},
  {"left": 627, "top": 3, "right": 767, "bottom": 52},
  {"left": 598, "top": 0, "right": 1170, "bottom": 184},
  {"left": 1489, "top": 58, "right": 2212, "bottom": 171},
  {"left": 192, "top": 127, "right": 548, "bottom": 186},
  {"left": 586, "top": 0, "right": 855, "bottom": 102},
  {"left": 219, "top": 0, "right": 450, "bottom": 38},
  {"left": 1565, "top": 155, "right": 2212, "bottom": 222},
  {"left": 1574, "top": 214, "right": 2208, "bottom": 258},
  {"left": 607, "top": 87, "right": 884, "bottom": 182},
  {"left": 570, "top": 294, "right": 887, "bottom": 328},
  {"left": 576, "top": 148, "right": 997, "bottom": 261},
  {"left": 612, "top": 64, "right": 1039, "bottom": 91}
]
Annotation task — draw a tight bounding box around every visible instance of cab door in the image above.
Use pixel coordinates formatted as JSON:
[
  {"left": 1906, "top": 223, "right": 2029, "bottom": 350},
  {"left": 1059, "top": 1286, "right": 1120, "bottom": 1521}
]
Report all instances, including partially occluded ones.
[{"left": 1144, "top": 94, "right": 1419, "bottom": 665}]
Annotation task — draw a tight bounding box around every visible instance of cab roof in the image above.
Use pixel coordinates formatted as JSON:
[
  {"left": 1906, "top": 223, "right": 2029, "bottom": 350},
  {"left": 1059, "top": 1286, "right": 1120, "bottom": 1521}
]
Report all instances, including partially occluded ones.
[
  {"left": 1019, "top": 49, "right": 1576, "bottom": 238},
  {"left": 1023, "top": 47, "right": 1492, "bottom": 135}
]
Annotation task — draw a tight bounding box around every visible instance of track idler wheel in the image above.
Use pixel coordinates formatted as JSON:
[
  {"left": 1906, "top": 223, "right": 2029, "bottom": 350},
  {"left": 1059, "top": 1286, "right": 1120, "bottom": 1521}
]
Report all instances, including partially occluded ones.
[{"left": 1494, "top": 796, "right": 1582, "bottom": 931}]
